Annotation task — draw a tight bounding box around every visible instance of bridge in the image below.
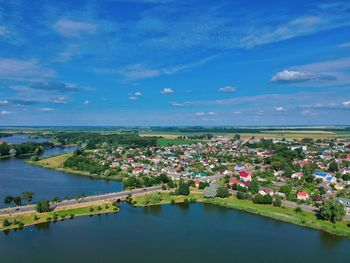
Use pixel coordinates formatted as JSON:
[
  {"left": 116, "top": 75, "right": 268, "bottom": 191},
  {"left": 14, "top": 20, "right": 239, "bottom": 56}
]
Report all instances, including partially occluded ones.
[{"left": 0, "top": 186, "right": 162, "bottom": 216}]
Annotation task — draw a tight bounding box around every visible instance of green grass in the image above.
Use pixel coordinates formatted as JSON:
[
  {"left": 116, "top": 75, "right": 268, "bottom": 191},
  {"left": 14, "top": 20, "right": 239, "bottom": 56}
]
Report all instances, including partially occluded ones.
[{"left": 0, "top": 202, "right": 119, "bottom": 231}]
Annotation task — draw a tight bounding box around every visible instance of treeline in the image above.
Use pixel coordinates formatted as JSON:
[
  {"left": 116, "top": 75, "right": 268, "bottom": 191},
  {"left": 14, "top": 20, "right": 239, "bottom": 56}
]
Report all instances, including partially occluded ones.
[
  {"left": 0, "top": 141, "right": 53, "bottom": 157},
  {"left": 49, "top": 132, "right": 157, "bottom": 149},
  {"left": 0, "top": 133, "right": 12, "bottom": 138},
  {"left": 63, "top": 155, "right": 106, "bottom": 174},
  {"left": 177, "top": 133, "right": 214, "bottom": 140},
  {"left": 148, "top": 126, "right": 262, "bottom": 133}
]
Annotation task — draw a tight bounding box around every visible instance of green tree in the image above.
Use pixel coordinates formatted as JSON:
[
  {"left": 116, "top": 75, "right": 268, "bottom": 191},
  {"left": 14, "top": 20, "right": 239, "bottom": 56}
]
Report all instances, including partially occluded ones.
[
  {"left": 320, "top": 199, "right": 345, "bottom": 223},
  {"left": 22, "top": 192, "right": 35, "bottom": 202},
  {"left": 36, "top": 200, "right": 51, "bottom": 213},
  {"left": 2, "top": 219, "right": 10, "bottom": 227},
  {"left": 4, "top": 196, "right": 13, "bottom": 206},
  {"left": 216, "top": 187, "right": 229, "bottom": 198},
  {"left": 13, "top": 196, "right": 21, "bottom": 206},
  {"left": 328, "top": 162, "right": 339, "bottom": 173},
  {"left": 177, "top": 183, "right": 190, "bottom": 196},
  {"left": 249, "top": 180, "right": 260, "bottom": 194},
  {"left": 273, "top": 196, "right": 282, "bottom": 207}
]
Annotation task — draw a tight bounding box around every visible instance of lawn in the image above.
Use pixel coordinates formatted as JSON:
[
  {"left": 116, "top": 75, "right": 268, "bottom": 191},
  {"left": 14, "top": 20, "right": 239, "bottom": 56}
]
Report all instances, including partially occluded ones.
[{"left": 0, "top": 201, "right": 119, "bottom": 231}]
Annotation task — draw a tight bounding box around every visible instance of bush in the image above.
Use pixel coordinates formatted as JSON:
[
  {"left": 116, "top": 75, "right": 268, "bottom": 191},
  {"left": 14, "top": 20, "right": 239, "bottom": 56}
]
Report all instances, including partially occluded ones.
[
  {"left": 273, "top": 196, "right": 282, "bottom": 207},
  {"left": 70, "top": 214, "right": 75, "bottom": 219},
  {"left": 97, "top": 206, "right": 102, "bottom": 211},
  {"left": 183, "top": 198, "right": 189, "bottom": 204},
  {"left": 253, "top": 194, "right": 272, "bottom": 204},
  {"left": 216, "top": 187, "right": 229, "bottom": 198},
  {"left": 161, "top": 185, "right": 167, "bottom": 190},
  {"left": 295, "top": 207, "right": 302, "bottom": 213},
  {"left": 2, "top": 219, "right": 10, "bottom": 227},
  {"left": 13, "top": 219, "right": 19, "bottom": 225},
  {"left": 189, "top": 198, "right": 197, "bottom": 203},
  {"left": 89, "top": 207, "right": 94, "bottom": 212},
  {"left": 171, "top": 199, "right": 175, "bottom": 205},
  {"left": 46, "top": 217, "right": 52, "bottom": 221},
  {"left": 36, "top": 200, "right": 50, "bottom": 213},
  {"left": 237, "top": 191, "right": 250, "bottom": 200},
  {"left": 33, "top": 215, "right": 40, "bottom": 220}
]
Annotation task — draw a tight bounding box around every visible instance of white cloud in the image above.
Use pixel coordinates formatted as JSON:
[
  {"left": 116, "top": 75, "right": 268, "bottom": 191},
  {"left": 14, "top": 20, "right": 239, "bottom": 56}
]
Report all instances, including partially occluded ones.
[
  {"left": 0, "top": 110, "right": 11, "bottom": 115},
  {"left": 218, "top": 86, "right": 237, "bottom": 93},
  {"left": 128, "top": 96, "right": 138, "bottom": 100},
  {"left": 118, "top": 64, "right": 160, "bottom": 80},
  {"left": 208, "top": 112, "right": 216, "bottom": 115},
  {"left": 134, "top": 92, "right": 143, "bottom": 96},
  {"left": 0, "top": 58, "right": 55, "bottom": 81},
  {"left": 271, "top": 70, "right": 314, "bottom": 82},
  {"left": 160, "top": 88, "right": 174, "bottom": 94},
  {"left": 53, "top": 97, "right": 68, "bottom": 104},
  {"left": 54, "top": 19, "right": 97, "bottom": 38},
  {"left": 342, "top": 101, "right": 350, "bottom": 107},
  {"left": 195, "top": 112, "right": 205, "bottom": 116},
  {"left": 275, "top": 106, "right": 286, "bottom": 112},
  {"left": 40, "top": 107, "right": 54, "bottom": 112},
  {"left": 84, "top": 100, "right": 90, "bottom": 105},
  {"left": 0, "top": 100, "right": 9, "bottom": 105},
  {"left": 55, "top": 44, "right": 80, "bottom": 63}
]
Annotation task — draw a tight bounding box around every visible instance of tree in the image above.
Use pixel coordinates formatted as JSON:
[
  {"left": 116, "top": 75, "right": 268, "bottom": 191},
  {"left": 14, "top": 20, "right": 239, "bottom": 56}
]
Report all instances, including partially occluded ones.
[
  {"left": 249, "top": 180, "right": 260, "bottom": 194},
  {"left": 177, "top": 183, "right": 190, "bottom": 196},
  {"left": 2, "top": 219, "right": 10, "bottom": 227},
  {"left": 4, "top": 196, "right": 13, "bottom": 206},
  {"left": 328, "top": 162, "right": 339, "bottom": 173},
  {"left": 273, "top": 196, "right": 282, "bottom": 207},
  {"left": 199, "top": 181, "right": 209, "bottom": 190},
  {"left": 216, "top": 187, "right": 229, "bottom": 198},
  {"left": 13, "top": 196, "right": 21, "bottom": 206},
  {"left": 22, "top": 192, "right": 35, "bottom": 202},
  {"left": 320, "top": 199, "right": 345, "bottom": 223},
  {"left": 279, "top": 185, "right": 292, "bottom": 196},
  {"left": 36, "top": 200, "right": 51, "bottom": 213}
]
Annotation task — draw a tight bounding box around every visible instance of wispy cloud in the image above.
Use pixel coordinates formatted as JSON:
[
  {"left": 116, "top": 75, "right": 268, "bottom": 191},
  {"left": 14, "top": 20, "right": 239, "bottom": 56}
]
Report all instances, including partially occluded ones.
[
  {"left": 39, "top": 107, "right": 55, "bottom": 112},
  {"left": 54, "top": 18, "right": 97, "bottom": 38},
  {"left": 218, "top": 86, "right": 237, "bottom": 93},
  {"left": 0, "top": 58, "right": 55, "bottom": 81},
  {"left": 0, "top": 110, "right": 11, "bottom": 115}
]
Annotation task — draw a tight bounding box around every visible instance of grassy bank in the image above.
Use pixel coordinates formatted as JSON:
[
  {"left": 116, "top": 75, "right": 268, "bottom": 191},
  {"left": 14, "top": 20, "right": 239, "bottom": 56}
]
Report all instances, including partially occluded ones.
[
  {"left": 133, "top": 192, "right": 350, "bottom": 238},
  {"left": 0, "top": 201, "right": 119, "bottom": 231},
  {"left": 28, "top": 153, "right": 124, "bottom": 181}
]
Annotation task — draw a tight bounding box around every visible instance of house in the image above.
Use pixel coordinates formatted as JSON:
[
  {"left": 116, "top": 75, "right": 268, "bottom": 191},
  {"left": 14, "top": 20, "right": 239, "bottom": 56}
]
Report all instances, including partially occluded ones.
[
  {"left": 229, "top": 177, "right": 240, "bottom": 185},
  {"left": 239, "top": 171, "right": 252, "bottom": 182},
  {"left": 336, "top": 197, "right": 350, "bottom": 211},
  {"left": 297, "top": 192, "right": 309, "bottom": 201},
  {"left": 314, "top": 172, "right": 336, "bottom": 183},
  {"left": 291, "top": 172, "right": 303, "bottom": 180},
  {"left": 259, "top": 187, "right": 274, "bottom": 196},
  {"left": 132, "top": 167, "right": 144, "bottom": 176},
  {"left": 234, "top": 164, "right": 246, "bottom": 171}
]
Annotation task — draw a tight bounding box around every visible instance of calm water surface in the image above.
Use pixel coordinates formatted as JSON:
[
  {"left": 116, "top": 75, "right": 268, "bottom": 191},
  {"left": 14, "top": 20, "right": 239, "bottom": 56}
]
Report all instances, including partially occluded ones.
[
  {"left": 0, "top": 146, "right": 123, "bottom": 207},
  {"left": 0, "top": 203, "right": 349, "bottom": 263}
]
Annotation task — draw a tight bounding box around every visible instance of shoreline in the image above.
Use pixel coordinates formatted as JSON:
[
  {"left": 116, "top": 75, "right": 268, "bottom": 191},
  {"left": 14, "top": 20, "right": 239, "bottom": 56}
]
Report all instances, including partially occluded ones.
[{"left": 133, "top": 193, "right": 350, "bottom": 239}]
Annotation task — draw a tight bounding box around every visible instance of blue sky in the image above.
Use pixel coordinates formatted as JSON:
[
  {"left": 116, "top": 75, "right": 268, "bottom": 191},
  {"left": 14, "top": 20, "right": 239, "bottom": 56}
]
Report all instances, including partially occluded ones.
[{"left": 0, "top": 0, "right": 350, "bottom": 126}]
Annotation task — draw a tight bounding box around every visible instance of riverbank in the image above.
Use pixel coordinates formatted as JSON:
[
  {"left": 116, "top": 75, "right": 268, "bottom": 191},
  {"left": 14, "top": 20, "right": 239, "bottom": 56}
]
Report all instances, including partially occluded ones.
[
  {"left": 133, "top": 192, "right": 350, "bottom": 238},
  {"left": 0, "top": 201, "right": 119, "bottom": 231},
  {"left": 28, "top": 153, "right": 124, "bottom": 181}
]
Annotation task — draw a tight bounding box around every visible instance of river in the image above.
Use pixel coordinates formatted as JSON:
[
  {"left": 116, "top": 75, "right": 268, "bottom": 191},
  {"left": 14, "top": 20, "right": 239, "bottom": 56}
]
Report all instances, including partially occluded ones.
[{"left": 0, "top": 135, "right": 349, "bottom": 263}]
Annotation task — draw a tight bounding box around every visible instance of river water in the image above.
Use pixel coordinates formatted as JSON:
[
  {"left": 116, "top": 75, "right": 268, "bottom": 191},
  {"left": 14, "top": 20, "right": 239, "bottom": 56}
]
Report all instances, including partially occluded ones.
[{"left": 0, "top": 135, "right": 349, "bottom": 263}]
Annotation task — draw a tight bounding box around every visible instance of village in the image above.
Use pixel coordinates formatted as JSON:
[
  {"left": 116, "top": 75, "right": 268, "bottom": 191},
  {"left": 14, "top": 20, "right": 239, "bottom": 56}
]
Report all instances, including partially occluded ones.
[{"left": 66, "top": 135, "right": 350, "bottom": 213}]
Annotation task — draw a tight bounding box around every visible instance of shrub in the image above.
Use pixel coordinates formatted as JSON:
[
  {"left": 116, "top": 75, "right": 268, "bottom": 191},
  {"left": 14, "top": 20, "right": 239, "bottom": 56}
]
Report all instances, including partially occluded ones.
[
  {"left": 189, "top": 198, "right": 197, "bottom": 203},
  {"left": 97, "top": 206, "right": 102, "bottom": 211},
  {"left": 183, "top": 198, "right": 189, "bottom": 204},
  {"left": 33, "top": 215, "right": 40, "bottom": 220},
  {"left": 70, "top": 214, "right": 75, "bottom": 219},
  {"left": 171, "top": 199, "right": 175, "bottom": 205},
  {"left": 2, "top": 219, "right": 10, "bottom": 227},
  {"left": 295, "top": 207, "right": 302, "bottom": 213},
  {"left": 46, "top": 217, "right": 52, "bottom": 221},
  {"left": 89, "top": 207, "right": 94, "bottom": 212}
]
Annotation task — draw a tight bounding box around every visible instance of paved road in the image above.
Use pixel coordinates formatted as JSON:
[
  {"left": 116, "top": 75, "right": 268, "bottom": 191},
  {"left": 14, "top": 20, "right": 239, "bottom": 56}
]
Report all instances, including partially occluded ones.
[{"left": 0, "top": 186, "right": 162, "bottom": 216}]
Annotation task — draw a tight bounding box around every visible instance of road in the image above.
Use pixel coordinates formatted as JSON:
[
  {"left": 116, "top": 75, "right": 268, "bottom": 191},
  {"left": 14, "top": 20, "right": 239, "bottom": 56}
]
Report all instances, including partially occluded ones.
[{"left": 0, "top": 186, "right": 162, "bottom": 216}]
